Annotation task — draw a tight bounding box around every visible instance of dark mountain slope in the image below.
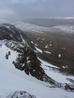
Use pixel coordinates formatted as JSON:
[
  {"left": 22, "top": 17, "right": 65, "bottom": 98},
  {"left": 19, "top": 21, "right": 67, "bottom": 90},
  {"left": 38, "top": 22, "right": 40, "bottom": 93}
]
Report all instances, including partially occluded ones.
[{"left": 0, "top": 23, "right": 59, "bottom": 86}]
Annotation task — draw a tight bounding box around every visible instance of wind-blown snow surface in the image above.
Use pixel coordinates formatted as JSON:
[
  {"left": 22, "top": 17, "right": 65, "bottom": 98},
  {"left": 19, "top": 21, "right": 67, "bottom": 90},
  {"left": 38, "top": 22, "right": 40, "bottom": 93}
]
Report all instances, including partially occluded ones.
[{"left": 0, "top": 42, "right": 74, "bottom": 98}]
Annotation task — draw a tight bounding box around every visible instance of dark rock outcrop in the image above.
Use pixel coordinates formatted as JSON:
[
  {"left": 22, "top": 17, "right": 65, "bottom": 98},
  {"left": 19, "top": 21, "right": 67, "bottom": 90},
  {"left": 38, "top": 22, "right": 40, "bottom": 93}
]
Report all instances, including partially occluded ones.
[{"left": 7, "top": 91, "right": 36, "bottom": 98}]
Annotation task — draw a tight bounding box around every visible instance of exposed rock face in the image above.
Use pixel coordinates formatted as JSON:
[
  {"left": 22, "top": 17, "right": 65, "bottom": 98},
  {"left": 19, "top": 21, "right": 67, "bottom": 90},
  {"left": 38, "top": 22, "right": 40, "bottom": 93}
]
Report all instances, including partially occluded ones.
[
  {"left": 0, "top": 24, "right": 22, "bottom": 41},
  {"left": 7, "top": 91, "right": 36, "bottom": 98}
]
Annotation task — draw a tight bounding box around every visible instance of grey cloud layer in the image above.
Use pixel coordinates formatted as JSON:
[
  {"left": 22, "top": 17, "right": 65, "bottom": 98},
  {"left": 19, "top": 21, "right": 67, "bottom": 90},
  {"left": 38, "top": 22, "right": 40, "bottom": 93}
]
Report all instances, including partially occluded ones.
[{"left": 0, "top": 0, "right": 74, "bottom": 19}]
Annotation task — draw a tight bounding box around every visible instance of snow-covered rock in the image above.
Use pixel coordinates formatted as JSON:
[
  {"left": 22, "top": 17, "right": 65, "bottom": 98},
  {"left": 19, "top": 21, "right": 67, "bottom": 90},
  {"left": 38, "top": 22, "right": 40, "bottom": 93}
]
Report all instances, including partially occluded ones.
[{"left": 7, "top": 91, "right": 36, "bottom": 98}]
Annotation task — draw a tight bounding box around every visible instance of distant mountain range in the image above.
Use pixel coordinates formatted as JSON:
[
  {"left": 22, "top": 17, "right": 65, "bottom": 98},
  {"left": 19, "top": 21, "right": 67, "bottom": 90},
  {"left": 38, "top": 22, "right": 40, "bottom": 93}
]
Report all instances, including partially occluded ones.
[{"left": 23, "top": 17, "right": 74, "bottom": 27}]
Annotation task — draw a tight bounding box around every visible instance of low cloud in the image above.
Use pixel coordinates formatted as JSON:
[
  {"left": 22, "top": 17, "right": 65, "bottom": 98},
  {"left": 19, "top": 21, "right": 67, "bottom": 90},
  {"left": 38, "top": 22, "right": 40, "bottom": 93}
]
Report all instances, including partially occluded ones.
[{"left": 0, "top": 0, "right": 74, "bottom": 19}]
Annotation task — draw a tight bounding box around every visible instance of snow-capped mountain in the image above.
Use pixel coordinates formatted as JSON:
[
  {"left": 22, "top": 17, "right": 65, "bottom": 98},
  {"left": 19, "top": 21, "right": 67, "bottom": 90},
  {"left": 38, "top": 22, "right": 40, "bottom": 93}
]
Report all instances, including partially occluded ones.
[
  {"left": 0, "top": 23, "right": 74, "bottom": 98},
  {"left": 17, "top": 18, "right": 74, "bottom": 33},
  {"left": 13, "top": 22, "right": 74, "bottom": 34},
  {"left": 1, "top": 19, "right": 74, "bottom": 34},
  {"left": 0, "top": 24, "right": 58, "bottom": 84},
  {"left": 49, "top": 25, "right": 74, "bottom": 33}
]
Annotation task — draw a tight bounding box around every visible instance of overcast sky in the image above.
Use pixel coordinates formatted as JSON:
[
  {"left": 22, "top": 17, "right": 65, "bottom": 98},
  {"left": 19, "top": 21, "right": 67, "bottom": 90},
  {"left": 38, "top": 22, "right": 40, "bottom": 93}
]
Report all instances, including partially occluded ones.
[{"left": 0, "top": 0, "right": 74, "bottom": 20}]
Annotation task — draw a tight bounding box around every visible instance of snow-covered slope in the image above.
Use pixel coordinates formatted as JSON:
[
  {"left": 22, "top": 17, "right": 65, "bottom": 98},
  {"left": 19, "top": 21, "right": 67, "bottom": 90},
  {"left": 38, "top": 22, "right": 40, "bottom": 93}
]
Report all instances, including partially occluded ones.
[
  {"left": 0, "top": 41, "right": 74, "bottom": 98},
  {"left": 50, "top": 25, "right": 74, "bottom": 33},
  {"left": 0, "top": 24, "right": 74, "bottom": 98},
  {"left": 39, "top": 58, "right": 74, "bottom": 84}
]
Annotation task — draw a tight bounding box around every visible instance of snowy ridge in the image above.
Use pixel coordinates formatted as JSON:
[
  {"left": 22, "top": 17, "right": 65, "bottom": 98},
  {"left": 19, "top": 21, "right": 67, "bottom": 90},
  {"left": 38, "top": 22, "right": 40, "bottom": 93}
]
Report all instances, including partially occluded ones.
[
  {"left": 51, "top": 25, "right": 74, "bottom": 33},
  {"left": 0, "top": 24, "right": 57, "bottom": 84},
  {"left": 48, "top": 17, "right": 74, "bottom": 19},
  {"left": 14, "top": 22, "right": 49, "bottom": 33},
  {"left": 14, "top": 22, "right": 74, "bottom": 33},
  {"left": 39, "top": 58, "right": 74, "bottom": 84},
  {"left": 0, "top": 21, "right": 74, "bottom": 34}
]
